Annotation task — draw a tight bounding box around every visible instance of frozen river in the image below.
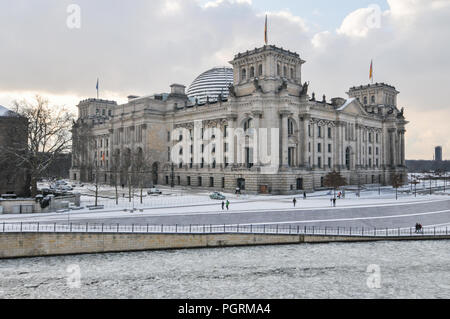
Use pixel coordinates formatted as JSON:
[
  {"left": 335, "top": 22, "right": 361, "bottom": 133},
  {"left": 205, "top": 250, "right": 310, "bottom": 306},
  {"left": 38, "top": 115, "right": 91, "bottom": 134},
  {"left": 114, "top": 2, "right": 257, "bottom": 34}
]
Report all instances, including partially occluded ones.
[{"left": 1, "top": 240, "right": 449, "bottom": 299}]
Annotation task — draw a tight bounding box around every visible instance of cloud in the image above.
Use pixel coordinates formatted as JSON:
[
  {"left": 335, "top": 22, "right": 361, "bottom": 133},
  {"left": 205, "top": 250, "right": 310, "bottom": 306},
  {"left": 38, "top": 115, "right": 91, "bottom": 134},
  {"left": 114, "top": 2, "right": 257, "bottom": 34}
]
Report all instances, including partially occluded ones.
[
  {"left": 0, "top": 0, "right": 449, "bottom": 159},
  {"left": 337, "top": 6, "right": 382, "bottom": 38}
]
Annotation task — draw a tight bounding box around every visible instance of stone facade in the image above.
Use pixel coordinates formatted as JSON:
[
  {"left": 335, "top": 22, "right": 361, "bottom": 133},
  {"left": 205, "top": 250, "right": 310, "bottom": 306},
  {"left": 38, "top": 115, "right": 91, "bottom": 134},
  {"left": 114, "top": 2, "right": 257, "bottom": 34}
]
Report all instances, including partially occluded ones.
[
  {"left": 70, "top": 45, "right": 408, "bottom": 194},
  {"left": 0, "top": 107, "right": 29, "bottom": 196}
]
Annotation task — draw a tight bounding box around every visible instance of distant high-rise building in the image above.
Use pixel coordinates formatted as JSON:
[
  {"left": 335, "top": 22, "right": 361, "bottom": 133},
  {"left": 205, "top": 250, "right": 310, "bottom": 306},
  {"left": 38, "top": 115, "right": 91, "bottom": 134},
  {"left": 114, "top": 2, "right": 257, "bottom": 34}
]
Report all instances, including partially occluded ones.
[{"left": 435, "top": 146, "right": 443, "bottom": 162}]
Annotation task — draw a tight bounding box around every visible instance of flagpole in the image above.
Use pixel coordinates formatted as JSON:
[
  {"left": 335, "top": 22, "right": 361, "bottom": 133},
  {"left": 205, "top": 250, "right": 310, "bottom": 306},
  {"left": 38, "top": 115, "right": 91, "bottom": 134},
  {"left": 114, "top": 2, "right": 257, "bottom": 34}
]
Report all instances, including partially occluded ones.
[{"left": 264, "top": 14, "right": 268, "bottom": 45}]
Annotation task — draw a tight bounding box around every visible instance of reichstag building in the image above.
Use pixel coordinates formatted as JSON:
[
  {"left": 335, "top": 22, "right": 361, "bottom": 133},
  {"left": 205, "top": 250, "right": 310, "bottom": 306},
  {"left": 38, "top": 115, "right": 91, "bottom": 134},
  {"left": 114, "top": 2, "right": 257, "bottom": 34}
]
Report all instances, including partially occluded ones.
[{"left": 70, "top": 45, "right": 408, "bottom": 194}]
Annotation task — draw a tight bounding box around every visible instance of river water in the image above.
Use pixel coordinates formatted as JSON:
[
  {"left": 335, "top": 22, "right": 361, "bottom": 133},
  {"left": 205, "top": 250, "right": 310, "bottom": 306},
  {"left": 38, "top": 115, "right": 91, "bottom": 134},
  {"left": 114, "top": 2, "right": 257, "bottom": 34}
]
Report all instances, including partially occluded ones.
[{"left": 0, "top": 240, "right": 449, "bottom": 299}]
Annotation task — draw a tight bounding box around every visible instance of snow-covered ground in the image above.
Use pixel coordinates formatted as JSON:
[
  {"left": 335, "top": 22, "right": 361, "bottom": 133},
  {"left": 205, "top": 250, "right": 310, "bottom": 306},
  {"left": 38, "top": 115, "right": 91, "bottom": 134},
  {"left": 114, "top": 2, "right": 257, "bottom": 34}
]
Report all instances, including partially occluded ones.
[{"left": 0, "top": 178, "right": 445, "bottom": 225}]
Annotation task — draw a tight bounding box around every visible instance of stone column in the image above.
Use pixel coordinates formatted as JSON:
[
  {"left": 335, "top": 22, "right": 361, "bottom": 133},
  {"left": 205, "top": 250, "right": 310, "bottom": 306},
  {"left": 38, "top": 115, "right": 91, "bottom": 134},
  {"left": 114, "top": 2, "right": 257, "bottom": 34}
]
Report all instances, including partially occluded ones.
[
  {"left": 389, "top": 128, "right": 396, "bottom": 167},
  {"left": 252, "top": 111, "right": 262, "bottom": 167},
  {"left": 280, "top": 111, "right": 289, "bottom": 168},
  {"left": 400, "top": 129, "right": 406, "bottom": 167},
  {"left": 300, "top": 115, "right": 310, "bottom": 167},
  {"left": 335, "top": 122, "right": 341, "bottom": 170},
  {"left": 226, "top": 115, "right": 237, "bottom": 168}
]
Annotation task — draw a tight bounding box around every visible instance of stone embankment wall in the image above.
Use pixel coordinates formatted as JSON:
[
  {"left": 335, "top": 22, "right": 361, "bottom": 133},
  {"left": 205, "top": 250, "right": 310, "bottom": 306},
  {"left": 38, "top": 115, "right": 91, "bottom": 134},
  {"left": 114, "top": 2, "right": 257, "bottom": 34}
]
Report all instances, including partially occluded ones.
[{"left": 0, "top": 232, "right": 449, "bottom": 259}]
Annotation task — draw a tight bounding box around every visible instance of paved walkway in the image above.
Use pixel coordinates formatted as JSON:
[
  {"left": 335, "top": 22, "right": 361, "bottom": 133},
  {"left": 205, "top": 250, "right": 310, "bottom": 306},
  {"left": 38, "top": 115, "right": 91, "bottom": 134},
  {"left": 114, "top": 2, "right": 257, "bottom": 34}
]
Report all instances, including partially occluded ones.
[{"left": 2, "top": 198, "right": 449, "bottom": 230}]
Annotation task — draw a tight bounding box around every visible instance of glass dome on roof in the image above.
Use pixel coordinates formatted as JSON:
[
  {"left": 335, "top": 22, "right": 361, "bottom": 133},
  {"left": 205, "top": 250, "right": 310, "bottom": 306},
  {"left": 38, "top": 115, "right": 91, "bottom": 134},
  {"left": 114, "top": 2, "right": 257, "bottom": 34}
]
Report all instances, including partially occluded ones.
[{"left": 187, "top": 67, "right": 233, "bottom": 104}]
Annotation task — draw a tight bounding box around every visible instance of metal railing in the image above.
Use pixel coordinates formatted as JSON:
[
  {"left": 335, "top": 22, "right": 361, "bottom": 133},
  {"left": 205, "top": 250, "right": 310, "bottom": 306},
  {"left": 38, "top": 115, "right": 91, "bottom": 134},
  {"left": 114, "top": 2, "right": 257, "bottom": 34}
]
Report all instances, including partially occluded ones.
[{"left": 0, "top": 222, "right": 449, "bottom": 238}]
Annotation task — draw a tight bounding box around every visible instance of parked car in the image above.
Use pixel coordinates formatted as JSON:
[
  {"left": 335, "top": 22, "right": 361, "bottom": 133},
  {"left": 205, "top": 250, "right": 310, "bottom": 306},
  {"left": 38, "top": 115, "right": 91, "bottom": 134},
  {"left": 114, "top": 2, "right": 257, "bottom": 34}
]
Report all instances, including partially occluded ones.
[
  {"left": 210, "top": 192, "right": 226, "bottom": 200},
  {"left": 147, "top": 188, "right": 162, "bottom": 195}
]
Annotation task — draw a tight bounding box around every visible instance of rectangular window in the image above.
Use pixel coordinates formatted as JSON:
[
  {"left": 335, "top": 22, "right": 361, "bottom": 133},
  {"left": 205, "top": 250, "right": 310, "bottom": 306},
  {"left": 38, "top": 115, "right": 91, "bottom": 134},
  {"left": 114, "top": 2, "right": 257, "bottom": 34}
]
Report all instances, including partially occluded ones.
[
  {"left": 318, "top": 157, "right": 322, "bottom": 168},
  {"left": 328, "top": 144, "right": 332, "bottom": 153},
  {"left": 328, "top": 157, "right": 332, "bottom": 168},
  {"left": 318, "top": 143, "right": 322, "bottom": 153},
  {"left": 328, "top": 127, "right": 332, "bottom": 139},
  {"left": 318, "top": 126, "right": 322, "bottom": 138},
  {"left": 308, "top": 125, "right": 311, "bottom": 137},
  {"left": 187, "top": 177, "right": 191, "bottom": 186}
]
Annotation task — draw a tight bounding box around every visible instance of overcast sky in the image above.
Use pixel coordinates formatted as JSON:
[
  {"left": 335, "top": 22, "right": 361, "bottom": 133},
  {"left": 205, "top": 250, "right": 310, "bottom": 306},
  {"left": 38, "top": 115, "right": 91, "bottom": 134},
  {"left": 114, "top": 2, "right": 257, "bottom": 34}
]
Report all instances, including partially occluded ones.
[{"left": 0, "top": 0, "right": 449, "bottom": 160}]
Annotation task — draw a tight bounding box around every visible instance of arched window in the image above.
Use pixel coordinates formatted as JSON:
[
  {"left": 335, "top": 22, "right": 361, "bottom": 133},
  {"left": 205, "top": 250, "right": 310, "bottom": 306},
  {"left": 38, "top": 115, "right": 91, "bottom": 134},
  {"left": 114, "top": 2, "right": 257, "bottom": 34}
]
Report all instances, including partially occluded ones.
[
  {"left": 283, "top": 66, "right": 287, "bottom": 78},
  {"left": 250, "top": 66, "right": 255, "bottom": 78},
  {"left": 277, "top": 64, "right": 281, "bottom": 76},
  {"left": 244, "top": 118, "right": 254, "bottom": 131},
  {"left": 241, "top": 68, "right": 247, "bottom": 81},
  {"left": 288, "top": 119, "right": 294, "bottom": 135},
  {"left": 345, "top": 147, "right": 352, "bottom": 170},
  {"left": 371, "top": 95, "right": 375, "bottom": 104},
  {"left": 258, "top": 64, "right": 263, "bottom": 76},
  {"left": 290, "top": 68, "right": 294, "bottom": 79},
  {"left": 364, "top": 96, "right": 368, "bottom": 105}
]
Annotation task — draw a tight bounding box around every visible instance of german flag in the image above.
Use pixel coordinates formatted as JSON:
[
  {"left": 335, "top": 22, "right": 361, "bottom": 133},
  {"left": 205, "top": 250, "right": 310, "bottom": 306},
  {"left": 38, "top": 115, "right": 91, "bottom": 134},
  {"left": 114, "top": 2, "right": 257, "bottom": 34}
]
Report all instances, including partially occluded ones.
[
  {"left": 264, "top": 15, "right": 268, "bottom": 45},
  {"left": 369, "top": 60, "right": 373, "bottom": 82}
]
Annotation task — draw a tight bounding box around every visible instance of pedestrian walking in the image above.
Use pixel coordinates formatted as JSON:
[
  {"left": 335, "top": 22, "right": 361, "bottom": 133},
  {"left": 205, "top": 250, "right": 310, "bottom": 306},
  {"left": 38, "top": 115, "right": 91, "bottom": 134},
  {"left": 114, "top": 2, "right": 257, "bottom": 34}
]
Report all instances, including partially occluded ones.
[
  {"left": 303, "top": 192, "right": 307, "bottom": 200},
  {"left": 221, "top": 201, "right": 225, "bottom": 210},
  {"left": 333, "top": 198, "right": 336, "bottom": 207},
  {"left": 226, "top": 200, "right": 230, "bottom": 210},
  {"left": 293, "top": 198, "right": 297, "bottom": 207}
]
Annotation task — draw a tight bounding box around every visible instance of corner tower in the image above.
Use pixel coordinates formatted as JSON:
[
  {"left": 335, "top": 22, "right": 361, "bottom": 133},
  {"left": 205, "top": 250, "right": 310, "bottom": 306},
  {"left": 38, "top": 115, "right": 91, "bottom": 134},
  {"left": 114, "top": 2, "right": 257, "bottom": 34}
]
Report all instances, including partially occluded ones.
[
  {"left": 347, "top": 83, "right": 399, "bottom": 107},
  {"left": 229, "top": 45, "right": 306, "bottom": 97}
]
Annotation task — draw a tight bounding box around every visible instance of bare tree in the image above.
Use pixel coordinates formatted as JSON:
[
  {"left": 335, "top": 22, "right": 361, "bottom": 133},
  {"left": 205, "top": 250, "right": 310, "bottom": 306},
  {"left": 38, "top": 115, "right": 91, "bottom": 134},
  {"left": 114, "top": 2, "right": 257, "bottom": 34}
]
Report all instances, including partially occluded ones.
[
  {"left": 410, "top": 179, "right": 420, "bottom": 197},
  {"left": 110, "top": 150, "right": 121, "bottom": 205},
  {"left": 3, "top": 96, "right": 74, "bottom": 196},
  {"left": 391, "top": 173, "right": 403, "bottom": 200},
  {"left": 323, "top": 171, "right": 347, "bottom": 199},
  {"left": 133, "top": 149, "right": 152, "bottom": 205}
]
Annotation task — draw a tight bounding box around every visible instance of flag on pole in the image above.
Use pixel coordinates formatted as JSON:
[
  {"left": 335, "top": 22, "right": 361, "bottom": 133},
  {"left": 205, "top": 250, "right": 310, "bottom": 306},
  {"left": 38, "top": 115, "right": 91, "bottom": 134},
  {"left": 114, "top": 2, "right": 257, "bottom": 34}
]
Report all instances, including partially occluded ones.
[
  {"left": 264, "top": 15, "right": 268, "bottom": 45},
  {"left": 369, "top": 60, "right": 373, "bottom": 83},
  {"left": 96, "top": 78, "right": 99, "bottom": 99}
]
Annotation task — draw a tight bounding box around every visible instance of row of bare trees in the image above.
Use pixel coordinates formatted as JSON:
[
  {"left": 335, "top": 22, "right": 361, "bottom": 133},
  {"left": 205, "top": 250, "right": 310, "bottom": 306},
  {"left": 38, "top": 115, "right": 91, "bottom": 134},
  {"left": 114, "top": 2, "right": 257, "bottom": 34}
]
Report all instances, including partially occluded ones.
[
  {"left": 323, "top": 170, "right": 405, "bottom": 200},
  {"left": 89, "top": 149, "right": 156, "bottom": 207}
]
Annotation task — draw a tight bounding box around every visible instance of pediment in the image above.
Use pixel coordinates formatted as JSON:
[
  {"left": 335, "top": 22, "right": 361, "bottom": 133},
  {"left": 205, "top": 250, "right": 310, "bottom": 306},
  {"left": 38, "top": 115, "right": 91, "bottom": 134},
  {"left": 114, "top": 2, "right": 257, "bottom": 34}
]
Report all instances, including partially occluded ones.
[{"left": 336, "top": 98, "right": 368, "bottom": 116}]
